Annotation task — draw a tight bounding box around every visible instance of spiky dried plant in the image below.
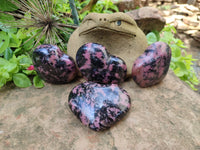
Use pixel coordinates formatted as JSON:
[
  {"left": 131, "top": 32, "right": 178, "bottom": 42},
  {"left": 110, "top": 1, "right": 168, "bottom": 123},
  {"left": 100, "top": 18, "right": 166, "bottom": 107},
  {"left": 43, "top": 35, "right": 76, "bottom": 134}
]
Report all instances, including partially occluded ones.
[{"left": 0, "top": 0, "right": 78, "bottom": 50}]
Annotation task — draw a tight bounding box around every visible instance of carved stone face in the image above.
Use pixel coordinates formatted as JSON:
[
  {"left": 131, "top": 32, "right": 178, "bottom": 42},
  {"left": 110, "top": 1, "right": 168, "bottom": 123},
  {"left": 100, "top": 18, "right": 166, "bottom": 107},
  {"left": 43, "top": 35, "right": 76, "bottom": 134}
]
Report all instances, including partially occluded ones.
[{"left": 67, "top": 12, "right": 148, "bottom": 77}]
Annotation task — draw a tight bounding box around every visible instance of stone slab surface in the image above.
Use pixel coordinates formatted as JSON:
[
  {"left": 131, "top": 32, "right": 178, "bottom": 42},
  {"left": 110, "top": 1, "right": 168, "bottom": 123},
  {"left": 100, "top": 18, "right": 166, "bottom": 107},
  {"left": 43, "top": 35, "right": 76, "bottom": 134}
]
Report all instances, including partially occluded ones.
[{"left": 0, "top": 71, "right": 200, "bottom": 150}]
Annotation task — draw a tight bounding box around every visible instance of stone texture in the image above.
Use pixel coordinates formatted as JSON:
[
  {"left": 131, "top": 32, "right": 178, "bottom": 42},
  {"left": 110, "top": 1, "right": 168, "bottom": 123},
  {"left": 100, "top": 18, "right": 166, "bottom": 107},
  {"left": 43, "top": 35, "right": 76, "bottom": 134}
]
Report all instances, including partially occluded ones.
[
  {"left": 177, "top": 0, "right": 188, "bottom": 3},
  {"left": 76, "top": 43, "right": 127, "bottom": 84},
  {"left": 165, "top": 16, "right": 175, "bottom": 24},
  {"left": 68, "top": 82, "right": 131, "bottom": 131},
  {"left": 132, "top": 42, "right": 171, "bottom": 88},
  {"left": 161, "top": 10, "right": 172, "bottom": 16},
  {"left": 0, "top": 71, "right": 200, "bottom": 149},
  {"left": 67, "top": 12, "right": 148, "bottom": 77},
  {"left": 126, "top": 7, "right": 166, "bottom": 34},
  {"left": 198, "top": 15, "right": 200, "bottom": 21},
  {"left": 113, "top": 0, "right": 136, "bottom": 12},
  {"left": 112, "top": 0, "right": 149, "bottom": 12},
  {"left": 32, "top": 44, "right": 77, "bottom": 84},
  {"left": 184, "top": 30, "right": 200, "bottom": 41},
  {"left": 185, "top": 4, "right": 199, "bottom": 12},
  {"left": 175, "top": 20, "right": 189, "bottom": 30},
  {"left": 164, "top": 15, "right": 185, "bottom": 24},
  {"left": 172, "top": 6, "right": 194, "bottom": 16},
  {"left": 183, "top": 17, "right": 199, "bottom": 27},
  {"left": 160, "top": 3, "right": 200, "bottom": 39}
]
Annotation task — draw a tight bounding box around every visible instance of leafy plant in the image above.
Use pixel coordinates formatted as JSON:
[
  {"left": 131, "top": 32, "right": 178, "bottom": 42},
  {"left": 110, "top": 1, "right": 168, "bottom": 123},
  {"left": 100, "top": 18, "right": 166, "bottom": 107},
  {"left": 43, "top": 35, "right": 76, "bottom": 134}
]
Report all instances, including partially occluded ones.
[
  {"left": 0, "top": 53, "right": 44, "bottom": 88},
  {"left": 54, "top": 0, "right": 119, "bottom": 21},
  {"left": 0, "top": 0, "right": 18, "bottom": 12},
  {"left": 146, "top": 25, "right": 199, "bottom": 90},
  {"left": 91, "top": 0, "right": 119, "bottom": 13},
  {"left": 0, "top": 23, "right": 44, "bottom": 88},
  {"left": 0, "top": 0, "right": 79, "bottom": 89},
  {"left": 1, "top": 0, "right": 77, "bottom": 50}
]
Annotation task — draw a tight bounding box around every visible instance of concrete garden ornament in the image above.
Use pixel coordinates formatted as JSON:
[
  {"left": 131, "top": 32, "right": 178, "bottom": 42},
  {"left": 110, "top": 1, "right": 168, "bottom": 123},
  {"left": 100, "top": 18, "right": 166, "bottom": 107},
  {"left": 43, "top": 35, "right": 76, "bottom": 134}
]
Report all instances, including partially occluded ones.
[
  {"left": 67, "top": 12, "right": 148, "bottom": 76},
  {"left": 32, "top": 12, "right": 171, "bottom": 131}
]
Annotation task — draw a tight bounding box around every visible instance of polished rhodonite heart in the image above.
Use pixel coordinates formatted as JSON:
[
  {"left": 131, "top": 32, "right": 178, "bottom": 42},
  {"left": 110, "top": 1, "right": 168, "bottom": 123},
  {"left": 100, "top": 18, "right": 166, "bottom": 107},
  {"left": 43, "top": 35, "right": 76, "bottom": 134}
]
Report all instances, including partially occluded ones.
[
  {"left": 132, "top": 42, "right": 171, "bottom": 88},
  {"left": 32, "top": 44, "right": 77, "bottom": 84},
  {"left": 76, "top": 43, "right": 127, "bottom": 84},
  {"left": 68, "top": 82, "right": 131, "bottom": 131}
]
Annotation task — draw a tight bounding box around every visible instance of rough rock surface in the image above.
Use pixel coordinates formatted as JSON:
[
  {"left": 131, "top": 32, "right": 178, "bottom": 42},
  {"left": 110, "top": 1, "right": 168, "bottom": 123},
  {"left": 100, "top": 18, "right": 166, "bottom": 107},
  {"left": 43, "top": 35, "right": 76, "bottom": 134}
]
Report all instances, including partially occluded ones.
[
  {"left": 112, "top": 0, "right": 149, "bottom": 12},
  {"left": 0, "top": 70, "right": 200, "bottom": 149},
  {"left": 160, "top": 4, "right": 200, "bottom": 41},
  {"left": 126, "top": 7, "right": 166, "bottom": 34}
]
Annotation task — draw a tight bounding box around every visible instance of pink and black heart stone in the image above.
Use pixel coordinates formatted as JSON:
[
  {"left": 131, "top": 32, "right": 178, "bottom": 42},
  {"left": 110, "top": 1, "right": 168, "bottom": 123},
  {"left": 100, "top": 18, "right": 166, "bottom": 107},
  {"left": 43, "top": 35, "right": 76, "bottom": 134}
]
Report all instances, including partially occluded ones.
[
  {"left": 132, "top": 42, "right": 171, "bottom": 88},
  {"left": 68, "top": 82, "right": 131, "bottom": 131},
  {"left": 76, "top": 43, "right": 127, "bottom": 84},
  {"left": 32, "top": 44, "right": 77, "bottom": 84}
]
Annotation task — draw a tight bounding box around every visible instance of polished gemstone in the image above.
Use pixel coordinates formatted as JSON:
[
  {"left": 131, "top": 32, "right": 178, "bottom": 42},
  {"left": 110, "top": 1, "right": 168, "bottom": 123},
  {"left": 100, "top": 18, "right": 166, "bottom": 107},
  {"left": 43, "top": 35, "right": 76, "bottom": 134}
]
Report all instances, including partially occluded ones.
[
  {"left": 33, "top": 44, "right": 77, "bottom": 84},
  {"left": 68, "top": 82, "right": 131, "bottom": 131},
  {"left": 76, "top": 43, "right": 127, "bottom": 84},
  {"left": 132, "top": 42, "right": 171, "bottom": 87}
]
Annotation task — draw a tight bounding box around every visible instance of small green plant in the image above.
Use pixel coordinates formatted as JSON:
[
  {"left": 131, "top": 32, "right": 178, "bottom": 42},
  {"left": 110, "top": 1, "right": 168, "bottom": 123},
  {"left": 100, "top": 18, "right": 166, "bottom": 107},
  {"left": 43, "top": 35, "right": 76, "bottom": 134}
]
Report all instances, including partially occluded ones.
[
  {"left": 0, "top": 0, "right": 78, "bottom": 89},
  {"left": 0, "top": 17, "right": 45, "bottom": 88},
  {"left": 76, "top": 0, "right": 119, "bottom": 20},
  {"left": 146, "top": 25, "right": 199, "bottom": 90},
  {"left": 91, "top": 0, "right": 119, "bottom": 13},
  {"left": 54, "top": 0, "right": 119, "bottom": 22}
]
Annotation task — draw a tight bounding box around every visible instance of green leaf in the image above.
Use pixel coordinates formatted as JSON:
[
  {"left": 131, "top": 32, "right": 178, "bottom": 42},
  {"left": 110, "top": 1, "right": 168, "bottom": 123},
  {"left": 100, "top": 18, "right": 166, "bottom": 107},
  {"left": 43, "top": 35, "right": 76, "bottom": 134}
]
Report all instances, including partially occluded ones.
[
  {"left": 0, "top": 77, "right": 7, "bottom": 88},
  {"left": 170, "top": 44, "right": 181, "bottom": 57},
  {"left": 161, "top": 25, "right": 177, "bottom": 33},
  {"left": 4, "top": 47, "right": 13, "bottom": 60},
  {"left": 0, "top": 13, "right": 17, "bottom": 33},
  {"left": 0, "top": 57, "right": 8, "bottom": 66},
  {"left": 22, "top": 38, "right": 34, "bottom": 51},
  {"left": 4, "top": 63, "right": 18, "bottom": 73},
  {"left": 0, "top": 31, "right": 10, "bottom": 53},
  {"left": 0, "top": 0, "right": 18, "bottom": 11},
  {"left": 23, "top": 70, "right": 36, "bottom": 75},
  {"left": 1, "top": 72, "right": 10, "bottom": 79},
  {"left": 0, "top": 13, "right": 15, "bottom": 23},
  {"left": 9, "top": 33, "right": 22, "bottom": 48},
  {"left": 13, "top": 73, "right": 32, "bottom": 88},
  {"left": 146, "top": 32, "right": 158, "bottom": 45},
  {"left": 16, "top": 28, "right": 28, "bottom": 40},
  {"left": 185, "top": 81, "right": 198, "bottom": 91},
  {"left": 19, "top": 57, "right": 32, "bottom": 66},
  {"left": 174, "top": 68, "right": 184, "bottom": 77},
  {"left": 152, "top": 30, "right": 160, "bottom": 41},
  {"left": 161, "top": 32, "right": 174, "bottom": 44},
  {"left": 9, "top": 54, "right": 18, "bottom": 64},
  {"left": 175, "top": 39, "right": 187, "bottom": 48},
  {"left": 18, "top": 56, "right": 32, "bottom": 69},
  {"left": 14, "top": 47, "right": 22, "bottom": 55},
  {"left": 33, "top": 75, "right": 44, "bottom": 88},
  {"left": 176, "top": 62, "right": 187, "bottom": 72}
]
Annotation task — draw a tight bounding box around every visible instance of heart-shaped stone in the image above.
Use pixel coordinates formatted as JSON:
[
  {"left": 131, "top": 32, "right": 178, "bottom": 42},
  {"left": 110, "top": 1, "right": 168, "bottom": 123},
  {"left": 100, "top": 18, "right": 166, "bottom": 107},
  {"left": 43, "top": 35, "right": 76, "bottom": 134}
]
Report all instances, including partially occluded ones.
[
  {"left": 68, "top": 82, "right": 131, "bottom": 131},
  {"left": 76, "top": 43, "right": 127, "bottom": 84},
  {"left": 32, "top": 44, "right": 77, "bottom": 84},
  {"left": 132, "top": 42, "right": 171, "bottom": 87}
]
